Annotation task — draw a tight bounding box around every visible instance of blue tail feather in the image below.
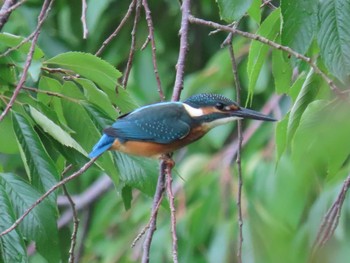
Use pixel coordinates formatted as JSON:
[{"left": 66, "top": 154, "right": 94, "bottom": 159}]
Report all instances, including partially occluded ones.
[{"left": 89, "top": 135, "right": 115, "bottom": 158}]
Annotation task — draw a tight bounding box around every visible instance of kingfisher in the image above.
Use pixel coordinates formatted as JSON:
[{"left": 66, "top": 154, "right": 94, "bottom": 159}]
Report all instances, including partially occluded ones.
[{"left": 89, "top": 93, "right": 276, "bottom": 158}]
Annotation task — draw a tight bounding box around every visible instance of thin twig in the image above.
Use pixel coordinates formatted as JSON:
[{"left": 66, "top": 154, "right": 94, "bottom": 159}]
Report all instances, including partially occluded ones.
[
  {"left": 61, "top": 164, "right": 79, "bottom": 263},
  {"left": 23, "top": 86, "right": 80, "bottom": 103},
  {"left": 0, "top": 0, "right": 17, "bottom": 30},
  {"left": 95, "top": 0, "right": 136, "bottom": 56},
  {"left": 312, "top": 173, "right": 350, "bottom": 253},
  {"left": 165, "top": 161, "right": 178, "bottom": 263},
  {"left": 0, "top": 0, "right": 53, "bottom": 122},
  {"left": 131, "top": 192, "right": 164, "bottom": 247},
  {"left": 224, "top": 33, "right": 244, "bottom": 263},
  {"left": 142, "top": 0, "right": 165, "bottom": 101},
  {"left": 142, "top": 160, "right": 166, "bottom": 263},
  {"left": 0, "top": 0, "right": 53, "bottom": 58},
  {"left": 62, "top": 184, "right": 79, "bottom": 263},
  {"left": 0, "top": 157, "right": 98, "bottom": 237},
  {"left": 81, "top": 0, "right": 88, "bottom": 39},
  {"left": 188, "top": 16, "right": 343, "bottom": 96},
  {"left": 208, "top": 94, "right": 281, "bottom": 170},
  {"left": 0, "top": 0, "right": 27, "bottom": 19},
  {"left": 171, "top": 0, "right": 191, "bottom": 101},
  {"left": 122, "top": 0, "right": 141, "bottom": 88}
]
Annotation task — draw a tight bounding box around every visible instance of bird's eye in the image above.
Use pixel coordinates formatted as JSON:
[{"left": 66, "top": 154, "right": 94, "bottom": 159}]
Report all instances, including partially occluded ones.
[{"left": 215, "top": 102, "right": 225, "bottom": 110}]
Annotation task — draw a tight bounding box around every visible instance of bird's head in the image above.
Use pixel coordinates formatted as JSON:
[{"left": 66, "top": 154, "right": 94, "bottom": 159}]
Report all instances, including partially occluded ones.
[{"left": 183, "top": 93, "right": 276, "bottom": 128}]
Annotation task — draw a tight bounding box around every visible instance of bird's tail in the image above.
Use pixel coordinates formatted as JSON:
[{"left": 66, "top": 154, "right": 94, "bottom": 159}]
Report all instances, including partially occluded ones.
[{"left": 88, "top": 134, "right": 115, "bottom": 158}]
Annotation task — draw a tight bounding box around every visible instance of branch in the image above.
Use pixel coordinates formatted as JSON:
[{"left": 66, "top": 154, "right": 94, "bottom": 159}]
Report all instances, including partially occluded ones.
[
  {"left": 0, "top": 0, "right": 17, "bottom": 30},
  {"left": 122, "top": 0, "right": 141, "bottom": 88},
  {"left": 57, "top": 174, "right": 113, "bottom": 228},
  {"left": 224, "top": 33, "right": 244, "bottom": 263},
  {"left": 95, "top": 0, "right": 136, "bottom": 57},
  {"left": 0, "top": 0, "right": 53, "bottom": 122},
  {"left": 165, "top": 160, "right": 178, "bottom": 263},
  {"left": 142, "top": 160, "right": 166, "bottom": 263},
  {"left": 142, "top": 0, "right": 165, "bottom": 101},
  {"left": 171, "top": 0, "right": 191, "bottom": 101},
  {"left": 208, "top": 94, "right": 282, "bottom": 170},
  {"left": 188, "top": 16, "right": 343, "bottom": 96},
  {"left": 0, "top": 157, "right": 98, "bottom": 237},
  {"left": 81, "top": 0, "right": 88, "bottom": 39},
  {"left": 312, "top": 172, "right": 350, "bottom": 253}
]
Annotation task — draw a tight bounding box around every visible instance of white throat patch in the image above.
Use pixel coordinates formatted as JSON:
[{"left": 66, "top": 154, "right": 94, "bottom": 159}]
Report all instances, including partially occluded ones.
[{"left": 204, "top": 116, "right": 242, "bottom": 129}]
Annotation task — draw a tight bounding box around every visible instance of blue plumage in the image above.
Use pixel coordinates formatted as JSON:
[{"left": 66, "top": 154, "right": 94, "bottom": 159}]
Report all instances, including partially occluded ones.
[{"left": 88, "top": 134, "right": 115, "bottom": 158}]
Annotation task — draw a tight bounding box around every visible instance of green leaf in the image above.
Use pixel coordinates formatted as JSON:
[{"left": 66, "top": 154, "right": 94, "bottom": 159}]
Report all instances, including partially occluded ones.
[
  {"left": 0, "top": 33, "right": 44, "bottom": 60},
  {"left": 0, "top": 181, "right": 27, "bottom": 263},
  {"left": 75, "top": 78, "right": 117, "bottom": 119},
  {"left": 12, "top": 112, "right": 59, "bottom": 196},
  {"left": 275, "top": 112, "right": 289, "bottom": 161},
  {"left": 216, "top": 0, "right": 253, "bottom": 22},
  {"left": 292, "top": 99, "right": 350, "bottom": 177},
  {"left": 44, "top": 52, "right": 122, "bottom": 98},
  {"left": 272, "top": 37, "right": 293, "bottom": 94},
  {"left": 0, "top": 115, "right": 18, "bottom": 154},
  {"left": 247, "top": 0, "right": 262, "bottom": 24},
  {"left": 114, "top": 152, "right": 159, "bottom": 197},
  {"left": 121, "top": 185, "right": 132, "bottom": 210},
  {"left": 287, "top": 70, "right": 320, "bottom": 143},
  {"left": 281, "top": 0, "right": 318, "bottom": 55},
  {"left": 318, "top": 0, "right": 350, "bottom": 83},
  {"left": 28, "top": 105, "right": 88, "bottom": 156},
  {"left": 0, "top": 173, "right": 60, "bottom": 263},
  {"left": 247, "top": 8, "right": 280, "bottom": 104}
]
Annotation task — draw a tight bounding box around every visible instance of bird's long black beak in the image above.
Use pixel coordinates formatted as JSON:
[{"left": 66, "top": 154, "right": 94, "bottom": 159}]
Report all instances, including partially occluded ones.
[{"left": 232, "top": 107, "right": 276, "bottom": 121}]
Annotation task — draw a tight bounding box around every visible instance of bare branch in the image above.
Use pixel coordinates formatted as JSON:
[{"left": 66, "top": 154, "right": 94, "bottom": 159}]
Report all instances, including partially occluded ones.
[
  {"left": 312, "top": 172, "right": 350, "bottom": 253},
  {"left": 95, "top": 0, "right": 136, "bottom": 57},
  {"left": 0, "top": 0, "right": 17, "bottom": 30},
  {"left": 224, "top": 33, "right": 244, "bottom": 263},
  {"left": 165, "top": 161, "right": 178, "bottom": 263},
  {"left": 0, "top": 0, "right": 53, "bottom": 122},
  {"left": 81, "top": 0, "right": 88, "bottom": 39},
  {"left": 0, "top": 157, "right": 98, "bottom": 237},
  {"left": 188, "top": 16, "right": 343, "bottom": 96},
  {"left": 142, "top": 160, "right": 166, "bottom": 263},
  {"left": 171, "top": 0, "right": 191, "bottom": 101},
  {"left": 122, "top": 0, "right": 142, "bottom": 88},
  {"left": 142, "top": 0, "right": 165, "bottom": 101}
]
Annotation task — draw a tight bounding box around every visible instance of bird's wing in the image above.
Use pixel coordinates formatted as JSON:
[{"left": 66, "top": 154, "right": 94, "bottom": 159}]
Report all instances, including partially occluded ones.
[{"left": 103, "top": 104, "right": 191, "bottom": 144}]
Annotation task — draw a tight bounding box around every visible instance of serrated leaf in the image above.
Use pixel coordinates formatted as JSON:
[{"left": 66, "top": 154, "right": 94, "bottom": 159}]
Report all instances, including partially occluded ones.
[
  {"left": 281, "top": 0, "right": 318, "bottom": 55},
  {"left": 0, "top": 173, "right": 60, "bottom": 263},
  {"left": 28, "top": 105, "right": 88, "bottom": 156},
  {"left": 0, "top": 181, "right": 27, "bottom": 263},
  {"left": 292, "top": 100, "right": 350, "bottom": 177},
  {"left": 287, "top": 70, "right": 320, "bottom": 143},
  {"left": 0, "top": 33, "right": 44, "bottom": 60},
  {"left": 248, "top": 0, "right": 262, "bottom": 24},
  {"left": 75, "top": 78, "right": 117, "bottom": 118},
  {"left": 121, "top": 185, "right": 132, "bottom": 210},
  {"left": 0, "top": 115, "right": 18, "bottom": 154},
  {"left": 216, "top": 0, "right": 253, "bottom": 22},
  {"left": 60, "top": 94, "right": 119, "bottom": 182},
  {"left": 12, "top": 112, "right": 59, "bottom": 197},
  {"left": 275, "top": 112, "right": 289, "bottom": 161},
  {"left": 114, "top": 152, "right": 158, "bottom": 197},
  {"left": 272, "top": 37, "right": 292, "bottom": 94},
  {"left": 44, "top": 52, "right": 122, "bottom": 99},
  {"left": 247, "top": 8, "right": 280, "bottom": 104},
  {"left": 318, "top": 0, "right": 350, "bottom": 83}
]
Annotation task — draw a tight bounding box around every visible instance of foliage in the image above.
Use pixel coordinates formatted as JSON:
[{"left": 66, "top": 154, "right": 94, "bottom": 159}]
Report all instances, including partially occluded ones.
[{"left": 0, "top": 0, "right": 350, "bottom": 262}]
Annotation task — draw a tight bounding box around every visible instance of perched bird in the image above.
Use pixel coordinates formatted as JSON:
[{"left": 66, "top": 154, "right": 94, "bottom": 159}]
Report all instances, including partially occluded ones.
[{"left": 89, "top": 93, "right": 276, "bottom": 158}]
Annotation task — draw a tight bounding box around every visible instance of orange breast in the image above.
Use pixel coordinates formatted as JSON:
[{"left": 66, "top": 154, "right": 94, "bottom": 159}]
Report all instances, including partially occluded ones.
[{"left": 109, "top": 126, "right": 209, "bottom": 157}]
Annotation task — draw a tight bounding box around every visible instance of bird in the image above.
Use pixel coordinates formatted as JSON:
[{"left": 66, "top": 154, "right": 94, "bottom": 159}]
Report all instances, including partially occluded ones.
[{"left": 88, "top": 93, "right": 276, "bottom": 158}]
